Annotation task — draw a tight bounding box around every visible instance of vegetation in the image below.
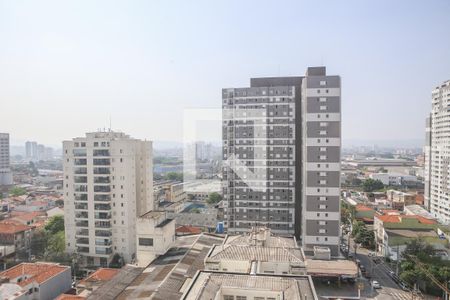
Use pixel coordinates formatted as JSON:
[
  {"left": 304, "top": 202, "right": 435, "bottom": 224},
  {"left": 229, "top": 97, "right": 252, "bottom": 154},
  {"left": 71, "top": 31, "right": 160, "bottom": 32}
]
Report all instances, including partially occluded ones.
[
  {"left": 153, "top": 156, "right": 181, "bottom": 165},
  {"left": 340, "top": 201, "right": 355, "bottom": 227},
  {"left": 206, "top": 192, "right": 222, "bottom": 205},
  {"left": 362, "top": 178, "right": 384, "bottom": 192},
  {"left": 352, "top": 220, "right": 375, "bottom": 249},
  {"left": 400, "top": 238, "right": 450, "bottom": 295},
  {"left": 191, "top": 208, "right": 201, "bottom": 214},
  {"left": 31, "top": 215, "right": 68, "bottom": 263},
  {"left": 165, "top": 172, "right": 183, "bottom": 181},
  {"left": 109, "top": 253, "right": 124, "bottom": 268},
  {"left": 9, "top": 186, "right": 27, "bottom": 196}
]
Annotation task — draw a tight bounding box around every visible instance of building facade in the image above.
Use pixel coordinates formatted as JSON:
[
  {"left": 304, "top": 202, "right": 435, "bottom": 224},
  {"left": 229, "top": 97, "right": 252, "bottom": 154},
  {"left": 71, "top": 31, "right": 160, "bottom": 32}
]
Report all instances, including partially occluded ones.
[
  {"left": 0, "top": 133, "right": 13, "bottom": 186},
  {"left": 427, "top": 80, "right": 450, "bottom": 224},
  {"left": 222, "top": 67, "right": 341, "bottom": 254},
  {"left": 63, "top": 131, "right": 153, "bottom": 266}
]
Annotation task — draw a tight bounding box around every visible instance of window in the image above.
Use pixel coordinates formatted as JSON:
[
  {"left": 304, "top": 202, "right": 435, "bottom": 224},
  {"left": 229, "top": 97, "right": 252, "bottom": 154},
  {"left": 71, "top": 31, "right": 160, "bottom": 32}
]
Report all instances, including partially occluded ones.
[
  {"left": 320, "top": 80, "right": 326, "bottom": 86},
  {"left": 139, "top": 238, "right": 153, "bottom": 246},
  {"left": 236, "top": 296, "right": 247, "bottom": 300},
  {"left": 320, "top": 105, "right": 327, "bottom": 111},
  {"left": 224, "top": 296, "right": 234, "bottom": 300}
]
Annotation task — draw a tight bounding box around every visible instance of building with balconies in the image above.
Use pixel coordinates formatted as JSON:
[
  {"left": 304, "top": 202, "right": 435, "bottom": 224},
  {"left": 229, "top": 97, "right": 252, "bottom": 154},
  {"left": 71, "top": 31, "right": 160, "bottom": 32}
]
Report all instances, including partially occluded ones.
[{"left": 63, "top": 131, "right": 154, "bottom": 267}]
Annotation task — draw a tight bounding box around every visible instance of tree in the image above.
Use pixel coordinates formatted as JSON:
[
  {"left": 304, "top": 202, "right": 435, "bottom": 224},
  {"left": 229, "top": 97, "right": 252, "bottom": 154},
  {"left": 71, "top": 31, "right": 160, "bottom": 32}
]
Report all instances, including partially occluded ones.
[
  {"left": 165, "top": 172, "right": 183, "bottom": 181},
  {"left": 45, "top": 215, "right": 65, "bottom": 235},
  {"left": 362, "top": 179, "right": 384, "bottom": 192},
  {"left": 30, "top": 230, "right": 49, "bottom": 257},
  {"left": 9, "top": 186, "right": 27, "bottom": 196},
  {"left": 191, "top": 208, "right": 201, "bottom": 214},
  {"left": 207, "top": 192, "right": 222, "bottom": 205}
]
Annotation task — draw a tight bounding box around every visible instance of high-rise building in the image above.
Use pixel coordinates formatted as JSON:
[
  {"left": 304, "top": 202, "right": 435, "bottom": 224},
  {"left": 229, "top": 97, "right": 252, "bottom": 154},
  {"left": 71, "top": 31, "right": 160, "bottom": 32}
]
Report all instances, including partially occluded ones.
[
  {"left": 0, "top": 133, "right": 13, "bottom": 186},
  {"left": 222, "top": 66, "right": 341, "bottom": 254},
  {"left": 63, "top": 131, "right": 154, "bottom": 266},
  {"left": 425, "top": 80, "right": 450, "bottom": 224}
]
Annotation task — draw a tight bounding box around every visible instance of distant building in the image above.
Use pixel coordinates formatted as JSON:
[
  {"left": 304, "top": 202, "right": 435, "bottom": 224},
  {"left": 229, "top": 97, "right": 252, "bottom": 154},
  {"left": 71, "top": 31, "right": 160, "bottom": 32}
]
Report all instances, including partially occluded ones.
[
  {"left": 425, "top": 80, "right": 450, "bottom": 224},
  {"left": 0, "top": 133, "right": 13, "bottom": 186},
  {"left": 386, "top": 190, "right": 416, "bottom": 210},
  {"left": 76, "top": 267, "right": 119, "bottom": 297},
  {"left": 369, "top": 173, "right": 417, "bottom": 186},
  {"left": 0, "top": 262, "right": 71, "bottom": 300}
]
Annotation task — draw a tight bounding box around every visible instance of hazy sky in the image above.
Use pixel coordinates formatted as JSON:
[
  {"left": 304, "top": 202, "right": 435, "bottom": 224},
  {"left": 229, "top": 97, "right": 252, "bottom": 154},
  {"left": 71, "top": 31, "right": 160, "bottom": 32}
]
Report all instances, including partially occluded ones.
[{"left": 1, "top": 0, "right": 449, "bottom": 147}]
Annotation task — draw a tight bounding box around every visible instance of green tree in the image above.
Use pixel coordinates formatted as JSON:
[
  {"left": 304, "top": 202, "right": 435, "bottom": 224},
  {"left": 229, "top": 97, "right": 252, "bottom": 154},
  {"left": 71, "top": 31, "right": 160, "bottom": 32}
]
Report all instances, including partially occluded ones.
[
  {"left": 46, "top": 231, "right": 65, "bottom": 255},
  {"left": 45, "top": 215, "right": 65, "bottom": 234},
  {"left": 207, "top": 192, "right": 222, "bottom": 205},
  {"left": 362, "top": 179, "right": 384, "bottom": 192},
  {"left": 9, "top": 186, "right": 27, "bottom": 196},
  {"left": 30, "top": 230, "right": 48, "bottom": 257},
  {"left": 191, "top": 208, "right": 201, "bottom": 214},
  {"left": 165, "top": 172, "right": 183, "bottom": 181}
]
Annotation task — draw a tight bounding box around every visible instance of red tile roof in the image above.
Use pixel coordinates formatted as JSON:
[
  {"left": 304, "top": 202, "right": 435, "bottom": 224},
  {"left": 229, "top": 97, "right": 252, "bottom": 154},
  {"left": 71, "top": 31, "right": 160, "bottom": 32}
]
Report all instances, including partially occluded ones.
[
  {"left": 176, "top": 225, "right": 202, "bottom": 234},
  {"left": 11, "top": 211, "right": 44, "bottom": 222},
  {"left": 0, "top": 221, "right": 32, "bottom": 234},
  {"left": 0, "top": 262, "right": 69, "bottom": 287},
  {"left": 375, "top": 214, "right": 437, "bottom": 225},
  {"left": 79, "top": 268, "right": 119, "bottom": 285}
]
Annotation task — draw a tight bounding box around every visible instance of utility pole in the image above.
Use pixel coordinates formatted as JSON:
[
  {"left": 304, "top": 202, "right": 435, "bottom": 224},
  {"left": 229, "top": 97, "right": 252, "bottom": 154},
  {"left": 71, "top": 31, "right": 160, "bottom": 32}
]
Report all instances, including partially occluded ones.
[{"left": 396, "top": 244, "right": 399, "bottom": 276}]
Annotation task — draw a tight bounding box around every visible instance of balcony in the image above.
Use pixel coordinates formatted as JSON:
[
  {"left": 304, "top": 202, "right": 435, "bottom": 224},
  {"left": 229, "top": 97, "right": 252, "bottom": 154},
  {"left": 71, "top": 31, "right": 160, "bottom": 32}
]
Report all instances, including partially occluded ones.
[
  {"left": 94, "top": 185, "right": 111, "bottom": 193},
  {"left": 76, "top": 238, "right": 90, "bottom": 245},
  {"left": 75, "top": 185, "right": 88, "bottom": 192},
  {"left": 74, "top": 176, "right": 87, "bottom": 183},
  {"left": 94, "top": 212, "right": 111, "bottom": 220},
  {"left": 75, "top": 193, "right": 88, "bottom": 201},
  {"left": 74, "top": 158, "right": 87, "bottom": 166},
  {"left": 77, "top": 247, "right": 89, "bottom": 253},
  {"left": 94, "top": 194, "right": 111, "bottom": 202},
  {"left": 95, "top": 221, "right": 111, "bottom": 228},
  {"left": 74, "top": 167, "right": 87, "bottom": 174},
  {"left": 94, "top": 167, "right": 110, "bottom": 174},
  {"left": 76, "top": 229, "right": 89, "bottom": 236},
  {"left": 93, "top": 158, "right": 110, "bottom": 166},
  {"left": 94, "top": 176, "right": 110, "bottom": 184},
  {"left": 75, "top": 212, "right": 89, "bottom": 219},
  {"left": 76, "top": 220, "right": 89, "bottom": 227},
  {"left": 95, "top": 247, "right": 112, "bottom": 255},
  {"left": 93, "top": 149, "right": 110, "bottom": 157},
  {"left": 73, "top": 149, "right": 87, "bottom": 157},
  {"left": 94, "top": 204, "right": 111, "bottom": 210},
  {"left": 95, "top": 230, "right": 112, "bottom": 237},
  {"left": 95, "top": 238, "right": 112, "bottom": 246},
  {"left": 75, "top": 203, "right": 88, "bottom": 210}
]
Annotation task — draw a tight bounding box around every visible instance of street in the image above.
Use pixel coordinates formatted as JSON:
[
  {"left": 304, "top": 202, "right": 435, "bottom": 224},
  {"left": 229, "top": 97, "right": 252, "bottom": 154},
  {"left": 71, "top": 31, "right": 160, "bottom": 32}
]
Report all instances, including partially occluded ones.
[{"left": 345, "top": 236, "right": 423, "bottom": 300}]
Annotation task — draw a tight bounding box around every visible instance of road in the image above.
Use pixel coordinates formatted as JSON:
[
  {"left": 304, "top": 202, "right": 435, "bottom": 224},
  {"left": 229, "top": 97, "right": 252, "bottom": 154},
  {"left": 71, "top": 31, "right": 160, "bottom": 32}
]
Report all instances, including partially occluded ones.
[{"left": 345, "top": 237, "right": 423, "bottom": 300}]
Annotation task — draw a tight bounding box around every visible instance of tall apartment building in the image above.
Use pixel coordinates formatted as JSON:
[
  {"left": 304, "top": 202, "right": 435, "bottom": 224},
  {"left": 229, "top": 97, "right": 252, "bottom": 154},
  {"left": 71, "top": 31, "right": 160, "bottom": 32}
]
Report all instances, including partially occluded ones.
[
  {"left": 0, "top": 133, "right": 13, "bottom": 185},
  {"left": 25, "top": 141, "right": 38, "bottom": 160},
  {"left": 426, "top": 80, "right": 450, "bottom": 224},
  {"left": 63, "top": 131, "right": 153, "bottom": 266},
  {"left": 222, "top": 66, "right": 341, "bottom": 254}
]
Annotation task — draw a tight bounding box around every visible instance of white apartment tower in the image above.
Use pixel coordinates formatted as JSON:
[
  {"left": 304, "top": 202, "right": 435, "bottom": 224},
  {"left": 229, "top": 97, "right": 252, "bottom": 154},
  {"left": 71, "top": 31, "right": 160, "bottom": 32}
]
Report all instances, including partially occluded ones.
[
  {"left": 426, "top": 80, "right": 450, "bottom": 224},
  {"left": 63, "top": 131, "right": 153, "bottom": 266},
  {"left": 0, "top": 133, "right": 13, "bottom": 186}
]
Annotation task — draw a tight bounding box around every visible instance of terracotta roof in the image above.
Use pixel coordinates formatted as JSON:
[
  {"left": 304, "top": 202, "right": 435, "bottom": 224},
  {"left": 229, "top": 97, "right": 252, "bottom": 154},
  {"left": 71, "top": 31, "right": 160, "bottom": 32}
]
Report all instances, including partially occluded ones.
[
  {"left": 55, "top": 294, "right": 86, "bottom": 300},
  {"left": 79, "top": 268, "right": 119, "bottom": 285},
  {"left": 356, "top": 204, "right": 374, "bottom": 212},
  {"left": 375, "top": 214, "right": 437, "bottom": 225},
  {"left": 0, "top": 221, "right": 32, "bottom": 234},
  {"left": 10, "top": 211, "right": 44, "bottom": 222},
  {"left": 176, "top": 225, "right": 202, "bottom": 234},
  {"left": 0, "top": 262, "right": 69, "bottom": 287}
]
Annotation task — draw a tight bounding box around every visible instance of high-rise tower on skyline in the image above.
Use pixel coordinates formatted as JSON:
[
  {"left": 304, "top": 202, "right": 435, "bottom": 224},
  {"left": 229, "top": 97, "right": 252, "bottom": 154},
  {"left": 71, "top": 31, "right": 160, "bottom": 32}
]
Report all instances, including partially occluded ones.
[
  {"left": 0, "top": 133, "right": 13, "bottom": 186},
  {"left": 425, "top": 80, "right": 450, "bottom": 224},
  {"left": 63, "top": 131, "right": 153, "bottom": 266},
  {"left": 222, "top": 66, "right": 341, "bottom": 254}
]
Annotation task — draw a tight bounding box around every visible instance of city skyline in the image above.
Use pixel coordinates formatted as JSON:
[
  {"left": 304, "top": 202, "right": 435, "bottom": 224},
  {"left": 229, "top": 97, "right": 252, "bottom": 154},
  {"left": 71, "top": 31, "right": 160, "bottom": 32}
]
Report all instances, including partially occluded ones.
[{"left": 1, "top": 0, "right": 450, "bottom": 146}]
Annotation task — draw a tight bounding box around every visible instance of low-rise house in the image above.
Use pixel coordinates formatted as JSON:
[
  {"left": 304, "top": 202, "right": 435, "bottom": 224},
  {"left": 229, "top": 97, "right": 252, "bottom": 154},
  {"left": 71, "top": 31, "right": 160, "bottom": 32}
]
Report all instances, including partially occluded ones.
[
  {"left": 374, "top": 213, "right": 440, "bottom": 260},
  {"left": 0, "top": 221, "right": 32, "bottom": 255},
  {"left": 0, "top": 262, "right": 72, "bottom": 300},
  {"left": 355, "top": 204, "right": 375, "bottom": 224},
  {"left": 76, "top": 268, "right": 119, "bottom": 297},
  {"left": 386, "top": 190, "right": 416, "bottom": 210}
]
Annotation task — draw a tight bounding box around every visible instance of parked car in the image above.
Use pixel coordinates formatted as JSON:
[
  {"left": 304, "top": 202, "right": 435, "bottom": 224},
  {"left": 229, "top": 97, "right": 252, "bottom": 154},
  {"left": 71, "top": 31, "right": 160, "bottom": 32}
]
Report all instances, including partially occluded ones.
[
  {"left": 371, "top": 280, "right": 381, "bottom": 289},
  {"left": 356, "top": 259, "right": 361, "bottom": 265},
  {"left": 368, "top": 251, "right": 376, "bottom": 257},
  {"left": 399, "top": 282, "right": 409, "bottom": 291},
  {"left": 359, "top": 265, "right": 366, "bottom": 273},
  {"left": 348, "top": 253, "right": 354, "bottom": 259}
]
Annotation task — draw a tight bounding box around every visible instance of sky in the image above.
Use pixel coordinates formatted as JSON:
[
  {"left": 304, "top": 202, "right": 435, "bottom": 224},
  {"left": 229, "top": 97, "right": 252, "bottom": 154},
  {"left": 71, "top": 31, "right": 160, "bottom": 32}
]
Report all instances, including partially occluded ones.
[{"left": 1, "top": 0, "right": 449, "bottom": 148}]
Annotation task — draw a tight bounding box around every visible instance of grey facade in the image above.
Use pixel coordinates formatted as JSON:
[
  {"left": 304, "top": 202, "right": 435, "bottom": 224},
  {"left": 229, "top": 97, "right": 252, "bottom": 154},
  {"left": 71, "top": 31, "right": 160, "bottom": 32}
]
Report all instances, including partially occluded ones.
[
  {"left": 222, "top": 67, "right": 341, "bottom": 255},
  {"left": 427, "top": 80, "right": 450, "bottom": 224},
  {"left": 0, "top": 133, "right": 13, "bottom": 186}
]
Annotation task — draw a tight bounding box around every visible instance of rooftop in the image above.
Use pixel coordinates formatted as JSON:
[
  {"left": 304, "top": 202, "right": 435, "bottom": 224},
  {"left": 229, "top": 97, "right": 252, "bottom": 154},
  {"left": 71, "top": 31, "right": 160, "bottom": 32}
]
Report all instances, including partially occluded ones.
[
  {"left": 182, "top": 272, "right": 317, "bottom": 300},
  {"left": 0, "top": 221, "right": 31, "bottom": 234},
  {"left": 0, "top": 262, "right": 69, "bottom": 287},
  {"left": 78, "top": 268, "right": 120, "bottom": 286},
  {"left": 306, "top": 260, "right": 358, "bottom": 277},
  {"left": 376, "top": 214, "right": 437, "bottom": 225},
  {"left": 207, "top": 245, "right": 304, "bottom": 263}
]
